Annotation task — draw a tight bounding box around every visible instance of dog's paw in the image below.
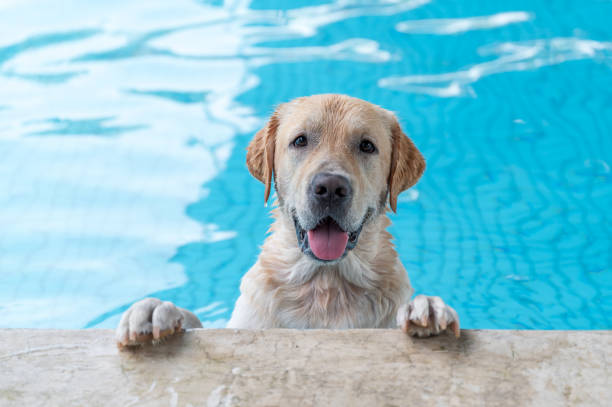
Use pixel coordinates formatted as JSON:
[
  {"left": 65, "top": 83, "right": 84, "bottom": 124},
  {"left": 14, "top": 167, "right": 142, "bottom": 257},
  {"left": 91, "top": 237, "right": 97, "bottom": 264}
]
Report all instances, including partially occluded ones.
[
  {"left": 116, "top": 298, "right": 185, "bottom": 349},
  {"left": 397, "top": 295, "right": 460, "bottom": 338}
]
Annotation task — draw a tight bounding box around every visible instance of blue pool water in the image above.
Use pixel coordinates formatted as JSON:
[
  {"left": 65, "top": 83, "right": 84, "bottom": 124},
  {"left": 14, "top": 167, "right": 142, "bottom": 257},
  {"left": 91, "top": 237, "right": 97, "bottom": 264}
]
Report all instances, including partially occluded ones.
[{"left": 1, "top": 0, "right": 610, "bottom": 330}]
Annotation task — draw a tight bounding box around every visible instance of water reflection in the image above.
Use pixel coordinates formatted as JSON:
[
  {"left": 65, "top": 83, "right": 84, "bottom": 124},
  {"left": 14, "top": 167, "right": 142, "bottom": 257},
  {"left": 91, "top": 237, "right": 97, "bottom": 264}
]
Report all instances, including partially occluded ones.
[
  {"left": 26, "top": 117, "right": 145, "bottom": 137},
  {"left": 396, "top": 11, "right": 531, "bottom": 35},
  {"left": 380, "top": 37, "right": 612, "bottom": 97}
]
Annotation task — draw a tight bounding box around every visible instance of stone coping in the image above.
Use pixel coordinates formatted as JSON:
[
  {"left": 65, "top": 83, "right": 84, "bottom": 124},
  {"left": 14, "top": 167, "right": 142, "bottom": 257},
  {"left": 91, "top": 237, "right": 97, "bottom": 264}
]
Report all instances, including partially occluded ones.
[{"left": 0, "top": 329, "right": 610, "bottom": 406}]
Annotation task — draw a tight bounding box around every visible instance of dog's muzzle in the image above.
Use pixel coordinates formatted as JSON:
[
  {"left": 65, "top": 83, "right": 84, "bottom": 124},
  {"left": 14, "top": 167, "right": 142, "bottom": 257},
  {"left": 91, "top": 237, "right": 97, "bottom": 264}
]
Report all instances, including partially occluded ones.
[{"left": 289, "top": 171, "right": 372, "bottom": 262}]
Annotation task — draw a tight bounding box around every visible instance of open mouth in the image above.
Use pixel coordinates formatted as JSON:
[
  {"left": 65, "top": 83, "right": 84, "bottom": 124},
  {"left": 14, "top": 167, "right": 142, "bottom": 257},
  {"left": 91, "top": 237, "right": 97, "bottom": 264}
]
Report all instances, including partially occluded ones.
[{"left": 293, "top": 211, "right": 371, "bottom": 262}]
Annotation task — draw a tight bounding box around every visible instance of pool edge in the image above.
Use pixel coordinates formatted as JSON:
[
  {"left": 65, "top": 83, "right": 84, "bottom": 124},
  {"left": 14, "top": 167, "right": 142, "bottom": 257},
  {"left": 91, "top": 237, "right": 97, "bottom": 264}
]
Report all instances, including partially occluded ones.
[{"left": 1, "top": 329, "right": 610, "bottom": 406}]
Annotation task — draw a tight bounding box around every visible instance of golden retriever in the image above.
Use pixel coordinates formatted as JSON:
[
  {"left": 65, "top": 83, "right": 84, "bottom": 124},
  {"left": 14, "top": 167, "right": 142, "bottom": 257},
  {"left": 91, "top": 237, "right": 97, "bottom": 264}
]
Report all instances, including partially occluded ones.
[{"left": 116, "top": 94, "right": 459, "bottom": 347}]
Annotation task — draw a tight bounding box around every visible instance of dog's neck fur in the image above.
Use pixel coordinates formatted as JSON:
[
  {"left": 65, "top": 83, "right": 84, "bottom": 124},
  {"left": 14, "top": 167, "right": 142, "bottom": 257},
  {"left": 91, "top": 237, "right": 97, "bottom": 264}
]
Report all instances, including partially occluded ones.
[{"left": 239, "top": 206, "right": 413, "bottom": 329}]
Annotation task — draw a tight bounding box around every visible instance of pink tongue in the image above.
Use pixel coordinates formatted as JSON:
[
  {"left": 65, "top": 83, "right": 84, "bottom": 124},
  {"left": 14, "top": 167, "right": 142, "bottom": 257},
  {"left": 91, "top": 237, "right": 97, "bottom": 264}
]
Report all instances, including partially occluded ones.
[{"left": 307, "top": 220, "right": 349, "bottom": 261}]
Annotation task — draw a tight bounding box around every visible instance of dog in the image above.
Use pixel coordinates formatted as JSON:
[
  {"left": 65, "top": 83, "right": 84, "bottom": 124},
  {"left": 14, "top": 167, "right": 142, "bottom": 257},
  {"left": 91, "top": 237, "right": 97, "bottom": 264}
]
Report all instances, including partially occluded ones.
[{"left": 116, "top": 94, "right": 459, "bottom": 347}]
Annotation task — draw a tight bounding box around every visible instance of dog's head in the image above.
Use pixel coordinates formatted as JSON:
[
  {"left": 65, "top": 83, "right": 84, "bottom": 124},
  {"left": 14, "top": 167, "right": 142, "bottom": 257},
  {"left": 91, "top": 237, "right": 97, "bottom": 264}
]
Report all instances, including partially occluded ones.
[{"left": 247, "top": 94, "right": 425, "bottom": 263}]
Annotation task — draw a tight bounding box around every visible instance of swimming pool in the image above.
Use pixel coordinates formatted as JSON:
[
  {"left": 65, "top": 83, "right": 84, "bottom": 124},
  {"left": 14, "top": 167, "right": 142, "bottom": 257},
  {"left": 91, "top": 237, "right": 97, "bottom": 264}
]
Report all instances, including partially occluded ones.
[{"left": 1, "top": 0, "right": 610, "bottom": 330}]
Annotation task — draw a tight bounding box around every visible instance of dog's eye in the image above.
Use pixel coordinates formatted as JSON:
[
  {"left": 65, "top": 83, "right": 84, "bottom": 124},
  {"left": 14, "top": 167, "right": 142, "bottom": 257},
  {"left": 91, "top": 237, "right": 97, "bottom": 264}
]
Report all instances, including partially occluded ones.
[
  {"left": 292, "top": 134, "right": 308, "bottom": 148},
  {"left": 359, "top": 140, "right": 376, "bottom": 154}
]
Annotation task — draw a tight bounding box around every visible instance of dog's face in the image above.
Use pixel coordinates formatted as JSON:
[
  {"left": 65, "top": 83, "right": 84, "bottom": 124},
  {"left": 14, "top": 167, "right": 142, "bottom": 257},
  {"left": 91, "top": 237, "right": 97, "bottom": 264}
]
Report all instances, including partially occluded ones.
[{"left": 247, "top": 95, "right": 425, "bottom": 263}]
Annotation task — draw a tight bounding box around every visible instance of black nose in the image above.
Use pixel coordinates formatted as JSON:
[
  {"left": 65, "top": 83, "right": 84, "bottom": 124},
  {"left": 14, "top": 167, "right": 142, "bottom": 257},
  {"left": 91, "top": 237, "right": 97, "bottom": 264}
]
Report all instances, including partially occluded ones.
[{"left": 309, "top": 172, "right": 352, "bottom": 207}]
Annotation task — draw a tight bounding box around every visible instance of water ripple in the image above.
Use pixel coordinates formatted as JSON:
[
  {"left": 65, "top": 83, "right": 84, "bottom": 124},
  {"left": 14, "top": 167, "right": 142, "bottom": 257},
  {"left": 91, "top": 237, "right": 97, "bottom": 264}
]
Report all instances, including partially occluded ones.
[
  {"left": 379, "top": 37, "right": 612, "bottom": 97},
  {"left": 0, "top": 29, "right": 99, "bottom": 66},
  {"left": 26, "top": 117, "right": 145, "bottom": 137},
  {"left": 396, "top": 11, "right": 531, "bottom": 35}
]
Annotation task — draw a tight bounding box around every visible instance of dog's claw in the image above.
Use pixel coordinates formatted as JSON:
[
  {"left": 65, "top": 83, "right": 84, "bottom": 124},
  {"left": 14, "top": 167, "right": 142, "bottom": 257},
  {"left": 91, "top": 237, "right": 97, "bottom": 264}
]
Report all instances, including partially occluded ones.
[
  {"left": 397, "top": 295, "right": 460, "bottom": 338},
  {"left": 451, "top": 321, "right": 460, "bottom": 338},
  {"left": 116, "top": 298, "right": 185, "bottom": 348}
]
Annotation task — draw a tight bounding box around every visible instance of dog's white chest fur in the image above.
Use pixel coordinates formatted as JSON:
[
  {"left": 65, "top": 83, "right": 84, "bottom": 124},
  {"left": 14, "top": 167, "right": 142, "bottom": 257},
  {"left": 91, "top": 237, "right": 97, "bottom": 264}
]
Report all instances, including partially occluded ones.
[
  {"left": 226, "top": 216, "right": 414, "bottom": 330},
  {"left": 281, "top": 268, "right": 410, "bottom": 329},
  {"left": 230, "top": 264, "right": 410, "bottom": 329}
]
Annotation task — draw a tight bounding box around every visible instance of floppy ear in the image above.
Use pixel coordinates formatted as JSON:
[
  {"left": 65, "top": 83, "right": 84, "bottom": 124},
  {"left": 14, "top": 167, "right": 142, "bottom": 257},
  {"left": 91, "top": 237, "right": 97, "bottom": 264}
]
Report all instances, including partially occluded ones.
[
  {"left": 388, "top": 117, "right": 426, "bottom": 212},
  {"left": 246, "top": 111, "right": 280, "bottom": 203}
]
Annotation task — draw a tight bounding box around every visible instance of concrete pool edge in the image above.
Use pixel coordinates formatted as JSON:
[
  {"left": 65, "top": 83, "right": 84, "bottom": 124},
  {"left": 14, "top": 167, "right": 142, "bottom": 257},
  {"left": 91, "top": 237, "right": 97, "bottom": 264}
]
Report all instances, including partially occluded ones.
[{"left": 1, "top": 329, "right": 610, "bottom": 406}]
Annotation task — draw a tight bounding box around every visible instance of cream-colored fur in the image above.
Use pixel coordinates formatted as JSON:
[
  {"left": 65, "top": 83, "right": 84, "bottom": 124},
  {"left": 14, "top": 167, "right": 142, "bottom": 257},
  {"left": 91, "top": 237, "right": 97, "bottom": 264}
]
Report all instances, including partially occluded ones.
[
  {"left": 116, "top": 94, "right": 459, "bottom": 348},
  {"left": 227, "top": 210, "right": 408, "bottom": 329}
]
